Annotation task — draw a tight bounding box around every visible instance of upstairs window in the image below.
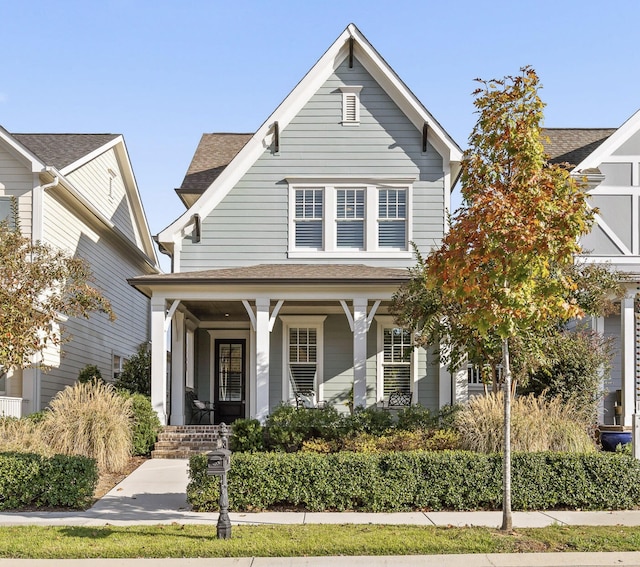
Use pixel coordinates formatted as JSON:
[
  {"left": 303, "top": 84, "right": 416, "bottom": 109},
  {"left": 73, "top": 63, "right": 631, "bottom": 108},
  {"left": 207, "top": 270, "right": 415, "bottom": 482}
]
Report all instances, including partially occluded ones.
[
  {"left": 336, "top": 188, "right": 365, "bottom": 249},
  {"left": 288, "top": 180, "right": 412, "bottom": 257},
  {"left": 294, "top": 188, "right": 323, "bottom": 249},
  {"left": 378, "top": 189, "right": 407, "bottom": 249}
]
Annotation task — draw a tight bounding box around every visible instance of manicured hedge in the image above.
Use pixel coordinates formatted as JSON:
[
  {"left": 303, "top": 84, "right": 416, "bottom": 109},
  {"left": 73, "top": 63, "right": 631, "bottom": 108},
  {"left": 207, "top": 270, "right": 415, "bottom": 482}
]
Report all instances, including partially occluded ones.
[
  {"left": 0, "top": 452, "right": 98, "bottom": 510},
  {"left": 188, "top": 450, "right": 640, "bottom": 512}
]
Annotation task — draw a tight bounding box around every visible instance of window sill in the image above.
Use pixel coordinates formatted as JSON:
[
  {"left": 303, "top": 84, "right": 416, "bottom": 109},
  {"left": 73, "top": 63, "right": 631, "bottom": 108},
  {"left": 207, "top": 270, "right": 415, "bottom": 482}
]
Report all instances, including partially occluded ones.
[{"left": 288, "top": 250, "right": 413, "bottom": 259}]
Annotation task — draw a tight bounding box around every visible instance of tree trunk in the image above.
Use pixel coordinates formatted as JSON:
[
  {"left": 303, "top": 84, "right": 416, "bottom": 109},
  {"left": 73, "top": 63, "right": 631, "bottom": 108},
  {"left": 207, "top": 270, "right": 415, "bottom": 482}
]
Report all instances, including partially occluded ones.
[{"left": 501, "top": 337, "right": 512, "bottom": 531}]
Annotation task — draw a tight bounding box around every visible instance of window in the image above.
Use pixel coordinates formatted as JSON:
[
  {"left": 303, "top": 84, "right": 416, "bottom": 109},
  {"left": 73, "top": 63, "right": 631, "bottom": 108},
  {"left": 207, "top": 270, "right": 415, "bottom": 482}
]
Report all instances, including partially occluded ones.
[
  {"left": 339, "top": 86, "right": 362, "bottom": 124},
  {"left": 281, "top": 316, "right": 325, "bottom": 400},
  {"left": 336, "top": 188, "right": 364, "bottom": 248},
  {"left": 289, "top": 181, "right": 412, "bottom": 257},
  {"left": 294, "top": 188, "right": 323, "bottom": 249},
  {"left": 376, "top": 317, "right": 414, "bottom": 401},
  {"left": 378, "top": 189, "right": 407, "bottom": 248},
  {"left": 113, "top": 354, "right": 127, "bottom": 381}
]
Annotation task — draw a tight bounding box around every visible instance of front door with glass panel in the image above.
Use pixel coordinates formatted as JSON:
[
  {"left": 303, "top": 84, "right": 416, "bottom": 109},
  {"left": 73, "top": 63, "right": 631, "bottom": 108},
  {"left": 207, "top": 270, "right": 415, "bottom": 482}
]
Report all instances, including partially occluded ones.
[{"left": 214, "top": 339, "right": 245, "bottom": 424}]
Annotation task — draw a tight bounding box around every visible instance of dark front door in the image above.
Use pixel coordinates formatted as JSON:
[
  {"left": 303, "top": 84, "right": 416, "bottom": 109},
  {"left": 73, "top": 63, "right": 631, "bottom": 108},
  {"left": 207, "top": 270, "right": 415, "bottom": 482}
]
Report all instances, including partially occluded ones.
[{"left": 214, "top": 339, "right": 246, "bottom": 424}]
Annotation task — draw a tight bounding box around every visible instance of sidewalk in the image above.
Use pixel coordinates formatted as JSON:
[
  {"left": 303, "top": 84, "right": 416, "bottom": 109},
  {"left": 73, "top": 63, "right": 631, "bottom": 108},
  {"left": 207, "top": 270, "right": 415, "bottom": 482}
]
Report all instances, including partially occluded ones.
[{"left": 1, "top": 458, "right": 640, "bottom": 528}]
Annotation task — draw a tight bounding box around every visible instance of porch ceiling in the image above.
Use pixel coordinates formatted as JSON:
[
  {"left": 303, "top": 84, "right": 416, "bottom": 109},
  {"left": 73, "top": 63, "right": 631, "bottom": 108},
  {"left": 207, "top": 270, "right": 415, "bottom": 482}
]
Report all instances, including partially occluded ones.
[{"left": 180, "top": 299, "right": 393, "bottom": 322}]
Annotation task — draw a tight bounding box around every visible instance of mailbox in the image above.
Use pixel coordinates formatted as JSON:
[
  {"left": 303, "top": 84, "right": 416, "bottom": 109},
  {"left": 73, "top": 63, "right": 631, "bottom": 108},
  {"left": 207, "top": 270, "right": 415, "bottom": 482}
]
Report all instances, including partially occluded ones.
[{"left": 207, "top": 448, "right": 231, "bottom": 476}]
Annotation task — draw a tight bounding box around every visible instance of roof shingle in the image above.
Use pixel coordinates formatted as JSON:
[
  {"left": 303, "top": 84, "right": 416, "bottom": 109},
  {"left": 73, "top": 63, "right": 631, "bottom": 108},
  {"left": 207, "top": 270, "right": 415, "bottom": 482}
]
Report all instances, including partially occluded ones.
[
  {"left": 178, "top": 133, "right": 253, "bottom": 196},
  {"left": 13, "top": 133, "right": 119, "bottom": 170},
  {"left": 541, "top": 128, "right": 616, "bottom": 168}
]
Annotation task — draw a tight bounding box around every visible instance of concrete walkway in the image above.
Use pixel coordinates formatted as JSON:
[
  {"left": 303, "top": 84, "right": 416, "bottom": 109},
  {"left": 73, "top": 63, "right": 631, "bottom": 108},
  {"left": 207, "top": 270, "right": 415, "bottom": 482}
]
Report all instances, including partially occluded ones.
[
  {"left": 2, "top": 459, "right": 640, "bottom": 566},
  {"left": 1, "top": 458, "right": 640, "bottom": 528}
]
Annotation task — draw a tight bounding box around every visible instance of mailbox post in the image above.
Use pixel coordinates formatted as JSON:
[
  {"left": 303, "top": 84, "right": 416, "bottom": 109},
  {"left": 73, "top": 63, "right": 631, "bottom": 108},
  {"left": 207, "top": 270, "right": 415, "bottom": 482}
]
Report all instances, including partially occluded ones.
[{"left": 206, "top": 423, "right": 232, "bottom": 539}]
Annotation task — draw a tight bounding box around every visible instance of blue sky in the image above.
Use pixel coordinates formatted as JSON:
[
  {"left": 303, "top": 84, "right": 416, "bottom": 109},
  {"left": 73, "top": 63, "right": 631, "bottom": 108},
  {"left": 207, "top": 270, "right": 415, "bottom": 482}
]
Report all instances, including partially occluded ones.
[{"left": 2, "top": 0, "right": 639, "bottom": 264}]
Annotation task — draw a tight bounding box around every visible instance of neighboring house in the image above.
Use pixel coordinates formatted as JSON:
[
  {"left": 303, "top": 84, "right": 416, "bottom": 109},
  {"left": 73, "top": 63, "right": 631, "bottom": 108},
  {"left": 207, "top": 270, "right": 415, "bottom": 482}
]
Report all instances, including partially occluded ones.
[
  {"left": 541, "top": 121, "right": 640, "bottom": 427},
  {"left": 129, "top": 23, "right": 463, "bottom": 425},
  {"left": 0, "top": 128, "right": 160, "bottom": 417}
]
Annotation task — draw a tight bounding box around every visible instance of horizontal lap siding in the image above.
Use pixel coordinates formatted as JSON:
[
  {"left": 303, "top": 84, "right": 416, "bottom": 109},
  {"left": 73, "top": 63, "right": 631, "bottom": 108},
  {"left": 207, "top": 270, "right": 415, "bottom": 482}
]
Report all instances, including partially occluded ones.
[
  {"left": 181, "top": 57, "right": 445, "bottom": 270},
  {"left": 40, "top": 191, "right": 150, "bottom": 407},
  {"left": 0, "top": 145, "right": 33, "bottom": 237},
  {"left": 66, "top": 149, "right": 139, "bottom": 244}
]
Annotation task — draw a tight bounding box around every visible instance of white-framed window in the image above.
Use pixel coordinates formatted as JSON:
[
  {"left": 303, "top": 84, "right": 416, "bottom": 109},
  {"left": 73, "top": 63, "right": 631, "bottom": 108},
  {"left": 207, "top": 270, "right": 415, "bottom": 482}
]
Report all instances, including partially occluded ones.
[
  {"left": 113, "top": 354, "right": 127, "bottom": 381},
  {"left": 378, "top": 188, "right": 407, "bottom": 248},
  {"left": 281, "top": 316, "right": 326, "bottom": 400},
  {"left": 288, "top": 180, "right": 412, "bottom": 258},
  {"left": 336, "top": 187, "right": 365, "bottom": 249},
  {"left": 376, "top": 316, "right": 414, "bottom": 401},
  {"left": 339, "top": 85, "right": 362, "bottom": 125},
  {"left": 294, "top": 188, "right": 323, "bottom": 249}
]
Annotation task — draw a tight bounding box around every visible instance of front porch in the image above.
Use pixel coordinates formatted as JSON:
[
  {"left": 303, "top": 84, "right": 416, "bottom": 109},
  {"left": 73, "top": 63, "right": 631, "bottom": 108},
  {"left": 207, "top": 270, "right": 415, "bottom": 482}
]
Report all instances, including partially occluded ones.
[{"left": 130, "top": 264, "right": 453, "bottom": 426}]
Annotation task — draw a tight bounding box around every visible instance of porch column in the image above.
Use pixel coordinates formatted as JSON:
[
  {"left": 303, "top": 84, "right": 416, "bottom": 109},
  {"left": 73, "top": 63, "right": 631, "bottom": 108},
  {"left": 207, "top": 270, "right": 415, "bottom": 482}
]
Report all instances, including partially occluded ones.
[
  {"left": 255, "top": 298, "right": 271, "bottom": 422},
  {"left": 621, "top": 294, "right": 636, "bottom": 427},
  {"left": 170, "top": 310, "right": 186, "bottom": 425},
  {"left": 21, "top": 367, "right": 39, "bottom": 415},
  {"left": 151, "top": 296, "right": 168, "bottom": 425},
  {"left": 353, "top": 298, "right": 368, "bottom": 409}
]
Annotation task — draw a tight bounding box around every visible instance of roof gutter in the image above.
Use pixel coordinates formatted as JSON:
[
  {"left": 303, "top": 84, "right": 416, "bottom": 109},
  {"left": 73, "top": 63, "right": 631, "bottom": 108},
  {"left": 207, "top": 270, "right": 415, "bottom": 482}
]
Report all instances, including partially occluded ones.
[{"left": 40, "top": 167, "right": 159, "bottom": 273}]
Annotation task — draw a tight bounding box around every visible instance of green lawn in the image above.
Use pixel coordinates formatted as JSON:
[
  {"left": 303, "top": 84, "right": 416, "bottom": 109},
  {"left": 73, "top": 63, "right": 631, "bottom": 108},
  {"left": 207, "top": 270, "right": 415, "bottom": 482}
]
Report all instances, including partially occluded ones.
[{"left": 0, "top": 525, "right": 640, "bottom": 558}]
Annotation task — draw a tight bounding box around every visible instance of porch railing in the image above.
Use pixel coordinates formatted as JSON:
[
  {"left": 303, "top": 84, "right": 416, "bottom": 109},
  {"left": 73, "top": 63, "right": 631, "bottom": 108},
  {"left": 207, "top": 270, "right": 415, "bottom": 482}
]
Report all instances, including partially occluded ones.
[{"left": 0, "top": 396, "right": 23, "bottom": 418}]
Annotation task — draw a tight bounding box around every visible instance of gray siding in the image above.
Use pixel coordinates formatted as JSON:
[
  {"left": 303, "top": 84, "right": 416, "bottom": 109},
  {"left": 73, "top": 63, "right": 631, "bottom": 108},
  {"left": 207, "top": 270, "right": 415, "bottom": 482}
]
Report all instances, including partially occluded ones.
[{"left": 181, "top": 56, "right": 445, "bottom": 270}]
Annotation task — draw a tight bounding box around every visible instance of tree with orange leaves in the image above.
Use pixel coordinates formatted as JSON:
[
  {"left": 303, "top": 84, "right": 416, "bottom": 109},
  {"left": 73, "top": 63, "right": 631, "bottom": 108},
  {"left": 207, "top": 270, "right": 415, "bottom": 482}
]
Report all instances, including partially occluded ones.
[{"left": 429, "top": 67, "right": 595, "bottom": 531}]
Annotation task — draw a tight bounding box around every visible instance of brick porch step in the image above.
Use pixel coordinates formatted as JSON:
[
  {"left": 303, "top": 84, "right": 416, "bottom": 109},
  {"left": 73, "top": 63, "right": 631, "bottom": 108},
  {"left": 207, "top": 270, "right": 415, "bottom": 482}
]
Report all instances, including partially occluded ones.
[{"left": 151, "top": 425, "right": 230, "bottom": 459}]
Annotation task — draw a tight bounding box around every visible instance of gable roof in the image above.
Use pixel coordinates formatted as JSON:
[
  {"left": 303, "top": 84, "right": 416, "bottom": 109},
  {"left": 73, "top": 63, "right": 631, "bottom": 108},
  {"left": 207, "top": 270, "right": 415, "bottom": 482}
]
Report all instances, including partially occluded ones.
[
  {"left": 157, "top": 23, "right": 463, "bottom": 251},
  {"left": 176, "top": 133, "right": 252, "bottom": 207},
  {"left": 569, "top": 108, "right": 640, "bottom": 172},
  {"left": 12, "top": 134, "right": 120, "bottom": 171},
  {"left": 542, "top": 128, "right": 616, "bottom": 168}
]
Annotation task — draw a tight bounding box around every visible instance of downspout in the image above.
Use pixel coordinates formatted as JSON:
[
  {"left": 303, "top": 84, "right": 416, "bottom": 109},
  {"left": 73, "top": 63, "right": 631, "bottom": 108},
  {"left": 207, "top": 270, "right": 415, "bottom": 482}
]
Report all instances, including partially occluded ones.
[
  {"left": 41, "top": 166, "right": 60, "bottom": 191},
  {"left": 32, "top": 166, "right": 59, "bottom": 243}
]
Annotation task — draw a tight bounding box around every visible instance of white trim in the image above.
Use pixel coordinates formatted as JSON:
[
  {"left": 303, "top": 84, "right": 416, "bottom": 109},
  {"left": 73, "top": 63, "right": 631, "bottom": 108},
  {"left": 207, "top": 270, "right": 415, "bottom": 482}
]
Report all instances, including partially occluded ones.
[
  {"left": 590, "top": 211, "right": 633, "bottom": 256},
  {"left": 279, "top": 315, "right": 326, "bottom": 403},
  {"left": 156, "top": 24, "right": 461, "bottom": 249},
  {"left": 288, "top": 180, "right": 412, "bottom": 255},
  {"left": 575, "top": 109, "right": 640, "bottom": 172},
  {"left": 164, "top": 300, "right": 181, "bottom": 333}
]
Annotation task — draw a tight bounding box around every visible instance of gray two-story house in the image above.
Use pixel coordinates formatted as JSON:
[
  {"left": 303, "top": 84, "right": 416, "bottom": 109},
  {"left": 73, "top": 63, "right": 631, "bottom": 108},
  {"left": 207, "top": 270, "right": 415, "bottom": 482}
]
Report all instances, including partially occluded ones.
[{"left": 130, "top": 24, "right": 462, "bottom": 425}]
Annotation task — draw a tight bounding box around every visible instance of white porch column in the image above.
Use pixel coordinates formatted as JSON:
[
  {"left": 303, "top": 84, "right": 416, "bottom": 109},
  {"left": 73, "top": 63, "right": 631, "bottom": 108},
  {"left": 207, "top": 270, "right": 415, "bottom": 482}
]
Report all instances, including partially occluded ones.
[
  {"left": 21, "top": 367, "right": 39, "bottom": 415},
  {"left": 353, "top": 298, "right": 368, "bottom": 409},
  {"left": 170, "top": 310, "right": 186, "bottom": 425},
  {"left": 255, "top": 298, "right": 271, "bottom": 423},
  {"left": 621, "top": 294, "right": 636, "bottom": 427},
  {"left": 151, "top": 296, "right": 168, "bottom": 425}
]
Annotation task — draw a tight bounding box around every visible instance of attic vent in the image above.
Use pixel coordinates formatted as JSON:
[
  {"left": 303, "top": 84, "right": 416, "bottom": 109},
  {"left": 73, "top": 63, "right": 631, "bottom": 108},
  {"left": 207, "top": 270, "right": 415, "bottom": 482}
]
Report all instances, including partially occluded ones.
[{"left": 339, "top": 85, "right": 362, "bottom": 125}]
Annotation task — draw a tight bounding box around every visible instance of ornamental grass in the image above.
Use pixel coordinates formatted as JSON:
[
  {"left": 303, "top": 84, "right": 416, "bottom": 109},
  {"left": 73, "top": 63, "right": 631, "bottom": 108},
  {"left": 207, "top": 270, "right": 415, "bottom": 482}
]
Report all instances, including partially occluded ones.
[
  {"left": 454, "top": 391, "right": 595, "bottom": 453},
  {"left": 42, "top": 380, "right": 133, "bottom": 472}
]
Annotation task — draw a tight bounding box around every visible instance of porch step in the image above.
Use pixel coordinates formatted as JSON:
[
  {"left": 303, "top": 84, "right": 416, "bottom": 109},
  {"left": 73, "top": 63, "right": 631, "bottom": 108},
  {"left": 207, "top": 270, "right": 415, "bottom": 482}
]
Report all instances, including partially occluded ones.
[{"left": 151, "top": 425, "right": 231, "bottom": 459}]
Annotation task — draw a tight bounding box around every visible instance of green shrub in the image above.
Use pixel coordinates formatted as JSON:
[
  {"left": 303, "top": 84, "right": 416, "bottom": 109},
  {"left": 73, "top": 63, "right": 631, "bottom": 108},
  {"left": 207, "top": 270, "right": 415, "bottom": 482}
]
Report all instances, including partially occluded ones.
[
  {"left": 43, "top": 381, "right": 133, "bottom": 472},
  {"left": 0, "top": 452, "right": 97, "bottom": 510},
  {"left": 265, "top": 404, "right": 343, "bottom": 452},
  {"left": 188, "top": 451, "right": 640, "bottom": 513},
  {"left": 114, "top": 343, "right": 151, "bottom": 396},
  {"left": 230, "top": 418, "right": 265, "bottom": 452},
  {"left": 77, "top": 364, "right": 104, "bottom": 384},
  {"left": 343, "top": 406, "right": 393, "bottom": 436},
  {"left": 396, "top": 404, "right": 436, "bottom": 431},
  {"left": 118, "top": 391, "right": 161, "bottom": 456}
]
